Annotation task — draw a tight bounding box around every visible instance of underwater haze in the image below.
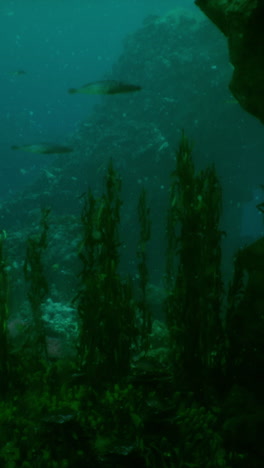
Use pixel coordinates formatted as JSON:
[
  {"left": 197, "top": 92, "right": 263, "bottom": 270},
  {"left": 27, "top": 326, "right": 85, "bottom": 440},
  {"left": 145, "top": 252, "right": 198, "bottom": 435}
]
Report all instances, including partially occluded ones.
[
  {"left": 1, "top": 4, "right": 264, "bottom": 465},
  {"left": 1, "top": 0, "right": 264, "bottom": 248},
  {"left": 0, "top": 0, "right": 195, "bottom": 195}
]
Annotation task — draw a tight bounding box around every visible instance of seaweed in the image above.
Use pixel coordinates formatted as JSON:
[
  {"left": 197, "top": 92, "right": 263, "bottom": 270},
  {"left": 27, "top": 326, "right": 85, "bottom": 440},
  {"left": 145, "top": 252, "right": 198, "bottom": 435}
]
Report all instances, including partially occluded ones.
[
  {"left": 137, "top": 187, "right": 152, "bottom": 352},
  {"left": 0, "top": 231, "right": 9, "bottom": 397},
  {"left": 0, "top": 136, "right": 261, "bottom": 466},
  {"left": 24, "top": 208, "right": 50, "bottom": 359},
  {"left": 76, "top": 160, "right": 137, "bottom": 385},
  {"left": 165, "top": 132, "right": 224, "bottom": 394}
]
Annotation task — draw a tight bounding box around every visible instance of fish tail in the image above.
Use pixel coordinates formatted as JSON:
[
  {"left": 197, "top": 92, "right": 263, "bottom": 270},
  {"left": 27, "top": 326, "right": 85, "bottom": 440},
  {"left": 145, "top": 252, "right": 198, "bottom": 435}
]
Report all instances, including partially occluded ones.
[
  {"left": 68, "top": 88, "right": 77, "bottom": 94},
  {"left": 11, "top": 145, "right": 19, "bottom": 150}
]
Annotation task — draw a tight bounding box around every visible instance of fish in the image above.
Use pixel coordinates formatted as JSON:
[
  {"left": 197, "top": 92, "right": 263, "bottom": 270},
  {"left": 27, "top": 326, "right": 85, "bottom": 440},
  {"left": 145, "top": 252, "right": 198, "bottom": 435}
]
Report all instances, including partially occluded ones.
[
  {"left": 12, "top": 70, "right": 26, "bottom": 76},
  {"left": 11, "top": 143, "right": 73, "bottom": 154},
  {"left": 68, "top": 80, "right": 142, "bottom": 95}
]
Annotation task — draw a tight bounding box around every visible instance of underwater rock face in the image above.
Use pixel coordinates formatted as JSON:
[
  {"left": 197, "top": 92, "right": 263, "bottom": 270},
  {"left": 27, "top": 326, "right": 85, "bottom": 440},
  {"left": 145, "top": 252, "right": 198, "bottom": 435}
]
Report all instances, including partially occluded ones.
[
  {"left": 195, "top": 0, "right": 264, "bottom": 124},
  {"left": 2, "top": 8, "right": 264, "bottom": 296}
]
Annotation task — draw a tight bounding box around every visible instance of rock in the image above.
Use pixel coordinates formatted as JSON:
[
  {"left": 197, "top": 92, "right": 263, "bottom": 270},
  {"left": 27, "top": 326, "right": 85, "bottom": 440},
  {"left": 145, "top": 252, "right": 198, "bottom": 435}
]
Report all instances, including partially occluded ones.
[{"left": 195, "top": 0, "right": 264, "bottom": 124}]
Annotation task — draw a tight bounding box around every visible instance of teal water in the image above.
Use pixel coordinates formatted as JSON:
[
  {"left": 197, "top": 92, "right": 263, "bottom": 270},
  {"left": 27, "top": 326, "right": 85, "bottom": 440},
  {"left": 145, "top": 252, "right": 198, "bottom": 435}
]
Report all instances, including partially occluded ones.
[
  {"left": 0, "top": 0, "right": 195, "bottom": 194},
  {"left": 1, "top": 0, "right": 264, "bottom": 245}
]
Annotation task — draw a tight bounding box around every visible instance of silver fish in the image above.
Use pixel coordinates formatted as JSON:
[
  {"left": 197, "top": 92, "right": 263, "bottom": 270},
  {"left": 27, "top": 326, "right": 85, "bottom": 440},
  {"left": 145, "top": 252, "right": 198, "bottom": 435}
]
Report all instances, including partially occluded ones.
[{"left": 68, "top": 79, "right": 142, "bottom": 95}]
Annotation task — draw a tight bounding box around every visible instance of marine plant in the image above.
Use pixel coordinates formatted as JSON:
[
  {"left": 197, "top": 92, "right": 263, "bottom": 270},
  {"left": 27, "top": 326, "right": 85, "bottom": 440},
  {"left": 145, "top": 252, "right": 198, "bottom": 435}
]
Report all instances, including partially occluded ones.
[
  {"left": 76, "top": 160, "right": 137, "bottom": 384},
  {"left": 24, "top": 208, "right": 50, "bottom": 359},
  {"left": 226, "top": 240, "right": 264, "bottom": 392},
  {"left": 0, "top": 232, "right": 9, "bottom": 397},
  {"left": 0, "top": 134, "right": 259, "bottom": 466},
  {"left": 165, "top": 132, "right": 224, "bottom": 392},
  {"left": 137, "top": 187, "right": 152, "bottom": 352}
]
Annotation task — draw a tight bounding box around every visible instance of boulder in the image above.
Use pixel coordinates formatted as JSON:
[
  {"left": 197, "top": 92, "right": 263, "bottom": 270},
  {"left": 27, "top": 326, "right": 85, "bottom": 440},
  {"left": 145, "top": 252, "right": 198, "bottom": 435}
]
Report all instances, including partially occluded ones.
[{"left": 195, "top": 0, "right": 264, "bottom": 124}]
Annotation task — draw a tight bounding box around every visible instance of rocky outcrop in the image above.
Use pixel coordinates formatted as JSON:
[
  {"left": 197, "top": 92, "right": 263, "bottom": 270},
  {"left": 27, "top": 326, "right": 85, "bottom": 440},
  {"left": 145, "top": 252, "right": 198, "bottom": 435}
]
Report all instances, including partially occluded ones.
[
  {"left": 195, "top": 0, "right": 264, "bottom": 124},
  {"left": 2, "top": 10, "right": 264, "bottom": 303}
]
